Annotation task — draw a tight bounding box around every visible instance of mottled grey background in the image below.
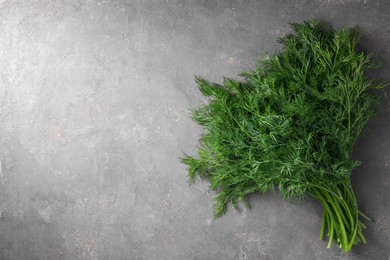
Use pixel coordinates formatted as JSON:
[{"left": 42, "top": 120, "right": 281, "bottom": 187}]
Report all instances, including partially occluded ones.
[{"left": 0, "top": 0, "right": 389, "bottom": 259}]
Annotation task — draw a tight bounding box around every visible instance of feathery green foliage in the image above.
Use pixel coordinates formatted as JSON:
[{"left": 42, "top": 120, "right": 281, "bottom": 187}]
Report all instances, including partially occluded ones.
[{"left": 182, "top": 19, "right": 385, "bottom": 252}]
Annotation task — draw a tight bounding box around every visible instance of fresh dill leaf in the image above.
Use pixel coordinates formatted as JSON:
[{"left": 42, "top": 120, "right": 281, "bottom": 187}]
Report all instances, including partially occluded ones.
[{"left": 181, "top": 19, "right": 385, "bottom": 252}]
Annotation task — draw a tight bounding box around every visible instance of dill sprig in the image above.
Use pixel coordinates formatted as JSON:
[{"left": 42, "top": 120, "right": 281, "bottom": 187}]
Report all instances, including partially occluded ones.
[{"left": 182, "top": 19, "right": 385, "bottom": 252}]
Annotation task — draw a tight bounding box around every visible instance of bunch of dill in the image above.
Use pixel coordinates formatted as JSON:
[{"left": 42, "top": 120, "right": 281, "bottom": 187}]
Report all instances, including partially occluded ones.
[{"left": 182, "top": 19, "right": 384, "bottom": 251}]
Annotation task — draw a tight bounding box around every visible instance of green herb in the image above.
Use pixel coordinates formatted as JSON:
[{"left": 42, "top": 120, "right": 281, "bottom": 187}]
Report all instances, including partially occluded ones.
[{"left": 182, "top": 19, "right": 385, "bottom": 252}]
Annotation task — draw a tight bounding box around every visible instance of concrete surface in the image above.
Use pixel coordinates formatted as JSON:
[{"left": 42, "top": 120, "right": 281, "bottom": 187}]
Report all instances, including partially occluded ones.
[{"left": 0, "top": 0, "right": 389, "bottom": 259}]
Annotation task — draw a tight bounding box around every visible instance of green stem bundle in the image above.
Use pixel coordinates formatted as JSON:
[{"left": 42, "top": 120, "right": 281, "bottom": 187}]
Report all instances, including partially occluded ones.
[{"left": 310, "top": 182, "right": 365, "bottom": 251}]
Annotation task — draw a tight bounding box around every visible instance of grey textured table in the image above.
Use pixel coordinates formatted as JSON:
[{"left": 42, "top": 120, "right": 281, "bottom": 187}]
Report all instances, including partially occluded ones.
[{"left": 0, "top": 1, "right": 389, "bottom": 259}]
